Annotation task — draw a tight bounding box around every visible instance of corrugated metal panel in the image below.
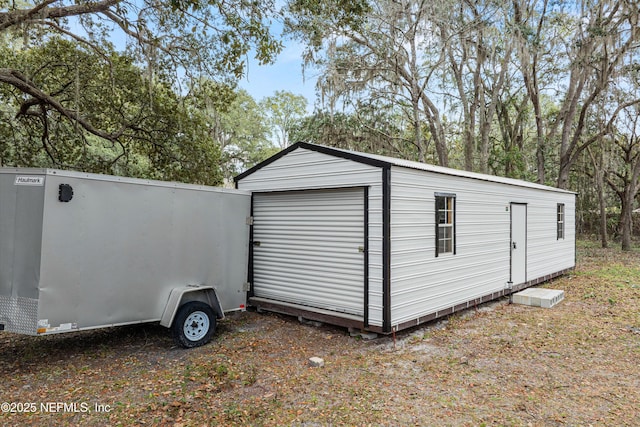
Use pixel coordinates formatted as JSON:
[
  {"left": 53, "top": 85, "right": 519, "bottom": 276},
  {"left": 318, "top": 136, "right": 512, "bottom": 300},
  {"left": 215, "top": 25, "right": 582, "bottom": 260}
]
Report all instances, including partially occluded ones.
[
  {"left": 296, "top": 143, "right": 575, "bottom": 194},
  {"left": 252, "top": 189, "right": 365, "bottom": 317},
  {"left": 237, "top": 148, "right": 380, "bottom": 192},
  {"left": 390, "top": 167, "right": 575, "bottom": 326},
  {"left": 237, "top": 147, "right": 385, "bottom": 327}
]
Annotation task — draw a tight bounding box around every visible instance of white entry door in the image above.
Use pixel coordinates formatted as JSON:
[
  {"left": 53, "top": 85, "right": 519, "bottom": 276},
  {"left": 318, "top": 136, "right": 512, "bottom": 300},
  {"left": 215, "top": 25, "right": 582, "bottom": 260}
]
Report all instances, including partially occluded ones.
[
  {"left": 510, "top": 203, "right": 527, "bottom": 285},
  {"left": 251, "top": 188, "right": 365, "bottom": 317}
]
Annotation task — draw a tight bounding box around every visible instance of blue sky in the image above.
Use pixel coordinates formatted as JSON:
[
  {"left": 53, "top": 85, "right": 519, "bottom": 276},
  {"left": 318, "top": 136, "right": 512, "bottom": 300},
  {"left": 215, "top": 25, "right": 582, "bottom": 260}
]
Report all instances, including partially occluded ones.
[{"left": 238, "top": 40, "right": 318, "bottom": 112}]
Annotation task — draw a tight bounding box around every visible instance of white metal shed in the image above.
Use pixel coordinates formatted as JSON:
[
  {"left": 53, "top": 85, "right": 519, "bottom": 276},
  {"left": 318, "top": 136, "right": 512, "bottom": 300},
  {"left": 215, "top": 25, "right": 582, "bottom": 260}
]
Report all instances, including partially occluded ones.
[{"left": 235, "top": 142, "right": 576, "bottom": 333}]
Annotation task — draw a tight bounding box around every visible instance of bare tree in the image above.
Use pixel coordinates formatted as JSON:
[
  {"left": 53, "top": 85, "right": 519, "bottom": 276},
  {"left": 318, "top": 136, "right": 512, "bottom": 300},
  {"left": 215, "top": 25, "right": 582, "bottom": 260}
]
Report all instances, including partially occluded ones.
[
  {"left": 553, "top": 0, "right": 639, "bottom": 189},
  {"left": 604, "top": 108, "right": 640, "bottom": 250},
  {"left": 513, "top": 0, "right": 640, "bottom": 188},
  {"left": 512, "top": 0, "right": 553, "bottom": 184},
  {"left": 289, "top": 0, "right": 451, "bottom": 165},
  {"left": 439, "top": 0, "right": 513, "bottom": 173},
  {"left": 586, "top": 142, "right": 611, "bottom": 248}
]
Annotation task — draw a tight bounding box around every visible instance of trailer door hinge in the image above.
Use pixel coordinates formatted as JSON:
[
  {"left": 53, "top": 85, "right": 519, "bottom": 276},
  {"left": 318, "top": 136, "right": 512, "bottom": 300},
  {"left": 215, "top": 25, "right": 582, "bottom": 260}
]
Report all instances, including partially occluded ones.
[
  {"left": 243, "top": 282, "right": 251, "bottom": 292},
  {"left": 246, "top": 216, "right": 254, "bottom": 225}
]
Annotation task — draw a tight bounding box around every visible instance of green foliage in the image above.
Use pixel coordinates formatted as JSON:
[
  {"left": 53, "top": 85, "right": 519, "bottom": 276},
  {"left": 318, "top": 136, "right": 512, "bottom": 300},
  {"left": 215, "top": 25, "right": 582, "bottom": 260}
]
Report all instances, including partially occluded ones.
[
  {"left": 260, "top": 90, "right": 308, "bottom": 148},
  {"left": 286, "top": 0, "right": 371, "bottom": 50},
  {"left": 186, "top": 84, "right": 278, "bottom": 181},
  {"left": 218, "top": 90, "right": 279, "bottom": 179},
  {"left": 2, "top": 0, "right": 283, "bottom": 84},
  {"left": 290, "top": 107, "right": 423, "bottom": 160},
  {"left": 0, "top": 38, "right": 223, "bottom": 185},
  {"left": 0, "top": 0, "right": 290, "bottom": 185}
]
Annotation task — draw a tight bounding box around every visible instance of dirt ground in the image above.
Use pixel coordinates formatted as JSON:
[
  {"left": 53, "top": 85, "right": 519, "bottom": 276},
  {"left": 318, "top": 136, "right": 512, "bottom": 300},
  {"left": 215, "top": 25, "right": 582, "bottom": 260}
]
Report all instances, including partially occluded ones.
[{"left": 1, "top": 241, "right": 639, "bottom": 426}]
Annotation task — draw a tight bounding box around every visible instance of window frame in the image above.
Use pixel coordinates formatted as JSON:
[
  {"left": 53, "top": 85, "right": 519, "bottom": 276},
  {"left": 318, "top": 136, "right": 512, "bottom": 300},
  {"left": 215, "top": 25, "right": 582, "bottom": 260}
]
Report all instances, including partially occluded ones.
[
  {"left": 435, "top": 193, "right": 456, "bottom": 257},
  {"left": 557, "top": 203, "right": 565, "bottom": 240}
]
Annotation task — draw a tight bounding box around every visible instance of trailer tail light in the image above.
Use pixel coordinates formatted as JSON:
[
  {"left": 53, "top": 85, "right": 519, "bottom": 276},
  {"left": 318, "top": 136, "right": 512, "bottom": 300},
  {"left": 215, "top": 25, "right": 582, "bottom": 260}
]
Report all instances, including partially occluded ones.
[{"left": 240, "top": 304, "right": 246, "bottom": 310}]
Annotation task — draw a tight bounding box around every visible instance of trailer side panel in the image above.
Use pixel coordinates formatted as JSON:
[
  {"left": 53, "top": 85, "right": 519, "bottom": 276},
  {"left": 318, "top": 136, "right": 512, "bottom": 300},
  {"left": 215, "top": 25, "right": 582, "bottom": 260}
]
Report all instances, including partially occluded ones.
[
  {"left": 34, "top": 172, "right": 249, "bottom": 333},
  {"left": 0, "top": 172, "right": 46, "bottom": 334}
]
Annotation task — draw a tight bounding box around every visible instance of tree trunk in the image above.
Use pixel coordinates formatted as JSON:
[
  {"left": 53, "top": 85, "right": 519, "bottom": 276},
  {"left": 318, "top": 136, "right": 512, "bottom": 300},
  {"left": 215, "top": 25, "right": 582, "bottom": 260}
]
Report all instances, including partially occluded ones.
[
  {"left": 597, "top": 176, "right": 608, "bottom": 249},
  {"left": 412, "top": 94, "right": 425, "bottom": 162},
  {"left": 535, "top": 131, "right": 545, "bottom": 185},
  {"left": 587, "top": 145, "right": 608, "bottom": 247},
  {"left": 557, "top": 156, "right": 572, "bottom": 190},
  {"left": 620, "top": 189, "right": 633, "bottom": 251}
]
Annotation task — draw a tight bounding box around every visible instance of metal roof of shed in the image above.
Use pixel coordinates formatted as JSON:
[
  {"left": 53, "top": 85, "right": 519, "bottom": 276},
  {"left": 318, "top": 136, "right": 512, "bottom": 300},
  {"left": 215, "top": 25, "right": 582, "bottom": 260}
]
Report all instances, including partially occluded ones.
[{"left": 235, "top": 142, "right": 576, "bottom": 194}]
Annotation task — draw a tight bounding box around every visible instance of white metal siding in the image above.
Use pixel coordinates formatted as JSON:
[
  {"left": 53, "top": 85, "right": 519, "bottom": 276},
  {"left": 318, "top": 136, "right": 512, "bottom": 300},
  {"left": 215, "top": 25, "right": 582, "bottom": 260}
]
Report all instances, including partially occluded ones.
[
  {"left": 237, "top": 145, "right": 576, "bottom": 330},
  {"left": 252, "top": 189, "right": 365, "bottom": 316},
  {"left": 390, "top": 167, "right": 575, "bottom": 327},
  {"left": 237, "top": 148, "right": 384, "bottom": 327}
]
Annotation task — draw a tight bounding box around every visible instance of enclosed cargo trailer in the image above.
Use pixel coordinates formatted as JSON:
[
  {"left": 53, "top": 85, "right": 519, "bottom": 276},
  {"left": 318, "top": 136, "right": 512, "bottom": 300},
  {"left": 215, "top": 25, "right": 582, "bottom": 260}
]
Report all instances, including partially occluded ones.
[{"left": 0, "top": 168, "right": 250, "bottom": 348}]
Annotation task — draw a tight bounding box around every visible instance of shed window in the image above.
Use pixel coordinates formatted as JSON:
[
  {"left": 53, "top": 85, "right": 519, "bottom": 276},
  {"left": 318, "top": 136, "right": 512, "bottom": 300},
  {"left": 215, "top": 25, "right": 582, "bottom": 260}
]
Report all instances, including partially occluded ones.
[
  {"left": 557, "top": 203, "right": 565, "bottom": 240},
  {"left": 435, "top": 194, "right": 456, "bottom": 256}
]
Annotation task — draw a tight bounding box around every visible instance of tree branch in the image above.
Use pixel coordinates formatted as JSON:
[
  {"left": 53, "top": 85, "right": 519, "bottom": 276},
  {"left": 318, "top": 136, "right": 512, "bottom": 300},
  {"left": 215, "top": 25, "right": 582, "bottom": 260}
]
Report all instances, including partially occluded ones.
[
  {"left": 0, "top": 67, "right": 127, "bottom": 143},
  {"left": 0, "top": 0, "right": 121, "bottom": 32},
  {"left": 569, "top": 98, "right": 640, "bottom": 167}
]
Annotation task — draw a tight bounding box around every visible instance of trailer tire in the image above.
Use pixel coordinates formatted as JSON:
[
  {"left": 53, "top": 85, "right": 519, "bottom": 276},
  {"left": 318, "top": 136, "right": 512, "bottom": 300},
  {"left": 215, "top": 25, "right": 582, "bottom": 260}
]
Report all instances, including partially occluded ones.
[{"left": 171, "top": 301, "right": 217, "bottom": 348}]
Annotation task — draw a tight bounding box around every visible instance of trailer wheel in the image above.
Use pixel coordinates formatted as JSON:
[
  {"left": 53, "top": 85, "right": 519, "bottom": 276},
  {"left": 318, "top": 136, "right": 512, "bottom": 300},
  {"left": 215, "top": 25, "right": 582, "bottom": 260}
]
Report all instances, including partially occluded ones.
[{"left": 171, "top": 301, "right": 217, "bottom": 348}]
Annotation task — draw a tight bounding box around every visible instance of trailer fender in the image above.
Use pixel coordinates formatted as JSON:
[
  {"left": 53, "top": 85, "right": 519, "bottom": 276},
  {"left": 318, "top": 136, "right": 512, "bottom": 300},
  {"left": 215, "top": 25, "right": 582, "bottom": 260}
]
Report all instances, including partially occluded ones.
[{"left": 160, "top": 285, "right": 224, "bottom": 328}]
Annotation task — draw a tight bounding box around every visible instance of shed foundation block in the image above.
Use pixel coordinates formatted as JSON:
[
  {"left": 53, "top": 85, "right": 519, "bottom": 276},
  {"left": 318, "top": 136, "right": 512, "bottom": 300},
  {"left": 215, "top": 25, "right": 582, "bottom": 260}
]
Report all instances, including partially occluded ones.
[{"left": 512, "top": 288, "right": 565, "bottom": 308}]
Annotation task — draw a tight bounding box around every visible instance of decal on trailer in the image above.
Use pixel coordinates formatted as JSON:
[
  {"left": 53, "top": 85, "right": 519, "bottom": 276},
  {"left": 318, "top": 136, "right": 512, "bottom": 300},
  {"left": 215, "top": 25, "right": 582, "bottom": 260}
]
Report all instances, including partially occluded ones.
[
  {"left": 36, "top": 319, "right": 78, "bottom": 334},
  {"left": 15, "top": 176, "right": 45, "bottom": 186}
]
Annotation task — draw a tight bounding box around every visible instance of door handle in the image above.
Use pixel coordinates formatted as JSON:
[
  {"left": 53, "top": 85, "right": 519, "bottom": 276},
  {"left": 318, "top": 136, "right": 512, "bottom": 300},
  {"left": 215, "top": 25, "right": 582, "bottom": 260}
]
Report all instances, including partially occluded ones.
[
  {"left": 512, "top": 242, "right": 517, "bottom": 249},
  {"left": 252, "top": 241, "right": 261, "bottom": 247}
]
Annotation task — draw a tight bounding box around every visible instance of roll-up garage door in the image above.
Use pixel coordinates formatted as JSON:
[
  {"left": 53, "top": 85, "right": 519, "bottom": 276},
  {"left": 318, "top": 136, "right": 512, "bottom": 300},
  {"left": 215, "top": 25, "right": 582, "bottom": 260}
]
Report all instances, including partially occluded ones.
[{"left": 251, "top": 188, "right": 365, "bottom": 317}]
